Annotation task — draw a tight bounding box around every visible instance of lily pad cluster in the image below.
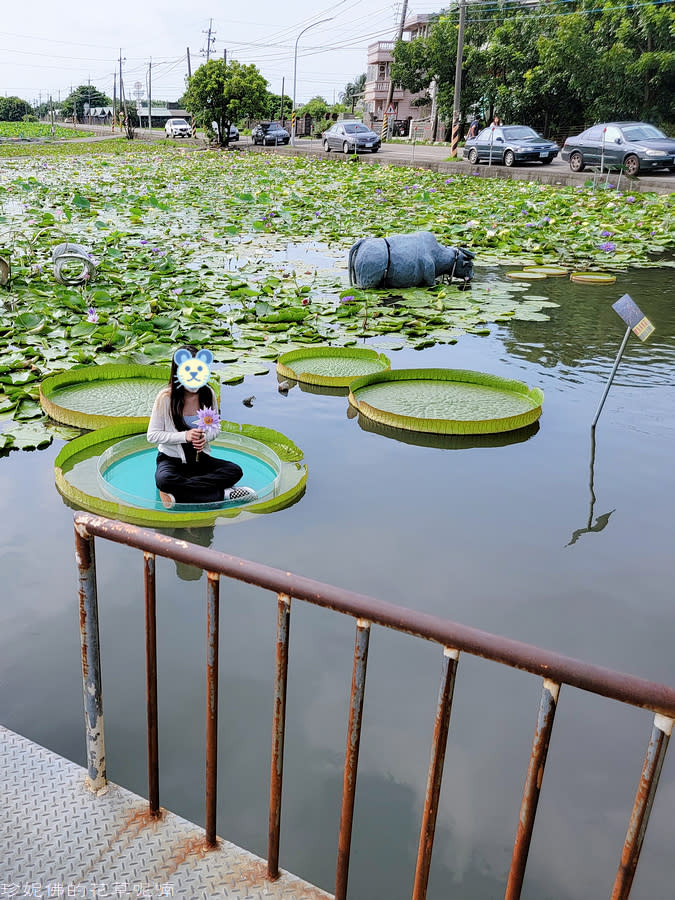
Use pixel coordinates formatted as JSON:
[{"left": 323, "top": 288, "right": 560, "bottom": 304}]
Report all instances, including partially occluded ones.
[{"left": 0, "top": 143, "right": 672, "bottom": 450}]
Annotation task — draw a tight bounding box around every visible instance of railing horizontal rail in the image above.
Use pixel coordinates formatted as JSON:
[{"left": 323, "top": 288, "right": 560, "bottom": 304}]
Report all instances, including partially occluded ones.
[{"left": 75, "top": 514, "right": 675, "bottom": 717}]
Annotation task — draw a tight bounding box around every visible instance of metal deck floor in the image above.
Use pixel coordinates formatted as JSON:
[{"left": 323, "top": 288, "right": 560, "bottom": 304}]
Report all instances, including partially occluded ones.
[{"left": 0, "top": 726, "right": 332, "bottom": 899}]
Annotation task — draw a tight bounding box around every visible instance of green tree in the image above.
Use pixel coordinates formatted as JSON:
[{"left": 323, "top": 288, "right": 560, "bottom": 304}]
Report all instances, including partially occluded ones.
[
  {"left": 61, "top": 85, "right": 111, "bottom": 120},
  {"left": 339, "top": 74, "right": 366, "bottom": 109},
  {"left": 265, "top": 92, "right": 293, "bottom": 122},
  {"left": 297, "top": 96, "right": 329, "bottom": 121},
  {"left": 0, "top": 96, "right": 32, "bottom": 121},
  {"left": 185, "top": 59, "right": 268, "bottom": 146}
]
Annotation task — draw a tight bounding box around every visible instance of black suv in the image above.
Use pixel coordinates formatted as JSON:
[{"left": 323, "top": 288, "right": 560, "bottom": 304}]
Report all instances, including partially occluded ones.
[{"left": 252, "top": 122, "right": 290, "bottom": 146}]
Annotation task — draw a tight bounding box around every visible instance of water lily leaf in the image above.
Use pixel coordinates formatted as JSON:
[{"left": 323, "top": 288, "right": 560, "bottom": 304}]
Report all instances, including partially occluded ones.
[
  {"left": 3, "top": 420, "right": 53, "bottom": 450},
  {"left": 14, "top": 399, "right": 44, "bottom": 420}
]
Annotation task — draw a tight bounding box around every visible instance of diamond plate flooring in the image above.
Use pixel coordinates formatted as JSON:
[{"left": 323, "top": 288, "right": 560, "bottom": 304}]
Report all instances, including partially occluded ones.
[{"left": 0, "top": 726, "right": 333, "bottom": 899}]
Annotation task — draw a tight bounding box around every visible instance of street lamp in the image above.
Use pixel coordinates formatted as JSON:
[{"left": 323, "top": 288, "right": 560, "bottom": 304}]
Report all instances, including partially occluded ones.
[{"left": 291, "top": 17, "right": 333, "bottom": 146}]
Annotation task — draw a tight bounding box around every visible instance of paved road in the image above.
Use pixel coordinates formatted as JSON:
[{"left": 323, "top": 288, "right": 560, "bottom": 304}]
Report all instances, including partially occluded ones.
[
  {"left": 56, "top": 125, "right": 675, "bottom": 194},
  {"left": 251, "top": 136, "right": 675, "bottom": 194}
]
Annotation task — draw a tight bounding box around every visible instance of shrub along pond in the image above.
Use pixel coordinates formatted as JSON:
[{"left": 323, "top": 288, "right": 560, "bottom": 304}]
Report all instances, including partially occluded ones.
[{"left": 0, "top": 144, "right": 674, "bottom": 898}]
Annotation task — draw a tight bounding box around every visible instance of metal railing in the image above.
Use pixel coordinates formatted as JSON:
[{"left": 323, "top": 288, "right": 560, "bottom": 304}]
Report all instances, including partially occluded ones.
[{"left": 74, "top": 513, "right": 675, "bottom": 899}]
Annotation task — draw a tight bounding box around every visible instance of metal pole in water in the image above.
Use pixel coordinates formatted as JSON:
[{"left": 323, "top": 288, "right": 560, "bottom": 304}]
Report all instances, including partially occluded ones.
[
  {"left": 591, "top": 325, "right": 631, "bottom": 429},
  {"left": 74, "top": 522, "right": 107, "bottom": 793}
]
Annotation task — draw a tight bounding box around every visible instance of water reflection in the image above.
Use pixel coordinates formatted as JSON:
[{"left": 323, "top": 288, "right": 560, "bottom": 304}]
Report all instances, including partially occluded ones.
[
  {"left": 158, "top": 525, "right": 216, "bottom": 580},
  {"left": 567, "top": 429, "right": 615, "bottom": 547},
  {"left": 355, "top": 413, "right": 540, "bottom": 449},
  {"left": 500, "top": 270, "right": 675, "bottom": 386}
]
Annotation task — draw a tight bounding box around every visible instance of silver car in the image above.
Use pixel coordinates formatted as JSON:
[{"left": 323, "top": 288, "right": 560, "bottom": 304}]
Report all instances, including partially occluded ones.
[{"left": 323, "top": 122, "right": 381, "bottom": 154}]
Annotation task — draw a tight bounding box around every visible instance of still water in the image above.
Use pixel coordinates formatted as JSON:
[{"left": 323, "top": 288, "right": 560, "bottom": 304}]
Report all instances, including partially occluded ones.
[{"left": 1, "top": 266, "right": 674, "bottom": 899}]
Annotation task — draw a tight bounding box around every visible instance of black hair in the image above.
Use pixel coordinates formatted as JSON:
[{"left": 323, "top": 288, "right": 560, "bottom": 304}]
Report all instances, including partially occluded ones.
[{"left": 168, "top": 345, "right": 213, "bottom": 430}]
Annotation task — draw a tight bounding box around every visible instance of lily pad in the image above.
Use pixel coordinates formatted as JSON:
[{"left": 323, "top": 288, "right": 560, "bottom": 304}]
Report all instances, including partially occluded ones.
[
  {"left": 348, "top": 368, "right": 543, "bottom": 435},
  {"left": 569, "top": 272, "right": 617, "bottom": 284},
  {"left": 54, "top": 420, "right": 307, "bottom": 527},
  {"left": 40, "top": 364, "right": 171, "bottom": 428},
  {"left": 277, "top": 346, "right": 391, "bottom": 388}
]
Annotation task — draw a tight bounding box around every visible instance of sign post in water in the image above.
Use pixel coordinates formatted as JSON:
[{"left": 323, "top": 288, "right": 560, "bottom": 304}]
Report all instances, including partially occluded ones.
[{"left": 591, "top": 293, "right": 655, "bottom": 428}]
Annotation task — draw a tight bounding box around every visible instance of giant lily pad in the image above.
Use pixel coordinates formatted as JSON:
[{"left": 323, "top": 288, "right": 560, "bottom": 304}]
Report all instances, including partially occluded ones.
[
  {"left": 277, "top": 347, "right": 390, "bottom": 388},
  {"left": 40, "top": 364, "right": 171, "bottom": 428},
  {"left": 348, "top": 369, "right": 543, "bottom": 435},
  {"left": 55, "top": 420, "right": 307, "bottom": 527}
]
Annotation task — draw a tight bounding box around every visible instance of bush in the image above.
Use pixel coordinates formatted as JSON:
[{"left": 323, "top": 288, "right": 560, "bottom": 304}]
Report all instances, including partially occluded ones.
[
  {"left": 22, "top": 114, "right": 38, "bottom": 123},
  {"left": 314, "top": 117, "right": 334, "bottom": 138}
]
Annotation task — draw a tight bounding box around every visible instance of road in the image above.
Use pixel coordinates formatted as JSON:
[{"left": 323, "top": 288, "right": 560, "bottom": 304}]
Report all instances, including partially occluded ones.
[
  {"left": 248, "top": 135, "right": 675, "bottom": 194},
  {"left": 52, "top": 124, "right": 675, "bottom": 194}
]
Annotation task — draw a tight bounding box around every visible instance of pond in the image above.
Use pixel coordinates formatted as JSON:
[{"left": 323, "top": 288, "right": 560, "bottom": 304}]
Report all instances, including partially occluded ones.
[{"left": 1, "top": 264, "right": 674, "bottom": 900}]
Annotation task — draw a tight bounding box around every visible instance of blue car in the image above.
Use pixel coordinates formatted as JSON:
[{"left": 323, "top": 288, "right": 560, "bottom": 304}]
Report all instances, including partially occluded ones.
[
  {"left": 463, "top": 125, "right": 559, "bottom": 167},
  {"left": 561, "top": 122, "right": 675, "bottom": 175}
]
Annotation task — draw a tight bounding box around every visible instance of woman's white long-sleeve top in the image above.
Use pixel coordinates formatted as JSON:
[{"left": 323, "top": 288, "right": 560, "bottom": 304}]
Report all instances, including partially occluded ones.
[{"left": 147, "top": 386, "right": 218, "bottom": 462}]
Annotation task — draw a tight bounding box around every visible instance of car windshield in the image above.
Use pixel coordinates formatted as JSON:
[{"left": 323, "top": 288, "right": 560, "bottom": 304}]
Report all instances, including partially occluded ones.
[
  {"left": 171, "top": 120, "right": 188, "bottom": 126},
  {"left": 344, "top": 124, "right": 370, "bottom": 134},
  {"left": 502, "top": 126, "right": 539, "bottom": 140},
  {"left": 263, "top": 123, "right": 281, "bottom": 131},
  {"left": 621, "top": 124, "right": 666, "bottom": 141}
]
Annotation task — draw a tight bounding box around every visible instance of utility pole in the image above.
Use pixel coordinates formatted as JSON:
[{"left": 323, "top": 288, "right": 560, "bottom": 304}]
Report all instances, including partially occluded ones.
[
  {"left": 223, "top": 48, "right": 227, "bottom": 64},
  {"left": 202, "top": 19, "right": 215, "bottom": 61},
  {"left": 187, "top": 47, "right": 192, "bottom": 78},
  {"left": 450, "top": 0, "right": 467, "bottom": 158},
  {"left": 148, "top": 59, "right": 152, "bottom": 132},
  {"left": 112, "top": 71, "right": 117, "bottom": 132},
  {"left": 279, "top": 77, "right": 285, "bottom": 126},
  {"left": 87, "top": 77, "right": 91, "bottom": 125},
  {"left": 382, "top": 0, "right": 408, "bottom": 142},
  {"left": 49, "top": 96, "right": 55, "bottom": 137}
]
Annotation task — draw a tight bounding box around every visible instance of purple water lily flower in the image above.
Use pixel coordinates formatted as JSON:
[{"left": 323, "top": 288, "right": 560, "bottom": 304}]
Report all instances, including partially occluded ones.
[
  {"left": 598, "top": 242, "right": 616, "bottom": 252},
  {"left": 600, "top": 230, "right": 614, "bottom": 237},
  {"left": 87, "top": 307, "right": 99, "bottom": 323},
  {"left": 340, "top": 295, "right": 355, "bottom": 304},
  {"left": 625, "top": 196, "right": 636, "bottom": 203}
]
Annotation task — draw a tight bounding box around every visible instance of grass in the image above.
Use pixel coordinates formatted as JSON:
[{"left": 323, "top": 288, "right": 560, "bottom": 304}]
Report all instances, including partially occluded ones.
[{"left": 0, "top": 122, "right": 94, "bottom": 141}]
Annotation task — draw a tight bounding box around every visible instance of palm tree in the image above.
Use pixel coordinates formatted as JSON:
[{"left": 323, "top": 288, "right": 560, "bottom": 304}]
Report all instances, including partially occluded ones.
[{"left": 339, "top": 74, "right": 367, "bottom": 110}]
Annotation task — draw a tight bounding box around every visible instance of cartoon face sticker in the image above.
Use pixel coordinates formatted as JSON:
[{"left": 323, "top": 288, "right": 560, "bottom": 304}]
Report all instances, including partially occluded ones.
[{"left": 174, "top": 348, "right": 213, "bottom": 391}]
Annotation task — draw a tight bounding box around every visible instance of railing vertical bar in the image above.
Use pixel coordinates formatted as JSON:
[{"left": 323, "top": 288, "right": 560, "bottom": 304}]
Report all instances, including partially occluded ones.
[
  {"left": 205, "top": 571, "right": 220, "bottom": 847},
  {"left": 610, "top": 714, "right": 674, "bottom": 900},
  {"left": 335, "top": 617, "right": 371, "bottom": 900},
  {"left": 412, "top": 647, "right": 460, "bottom": 900},
  {"left": 144, "top": 551, "right": 160, "bottom": 816},
  {"left": 74, "top": 521, "right": 107, "bottom": 793},
  {"left": 268, "top": 592, "right": 292, "bottom": 879},
  {"left": 505, "top": 678, "right": 560, "bottom": 900}
]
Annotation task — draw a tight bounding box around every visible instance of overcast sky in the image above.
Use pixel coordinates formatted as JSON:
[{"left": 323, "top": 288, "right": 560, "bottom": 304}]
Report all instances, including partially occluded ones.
[{"left": 1, "top": 0, "right": 439, "bottom": 108}]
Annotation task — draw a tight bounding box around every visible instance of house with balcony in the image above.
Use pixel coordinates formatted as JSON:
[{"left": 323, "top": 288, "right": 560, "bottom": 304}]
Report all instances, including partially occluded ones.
[{"left": 364, "top": 14, "right": 435, "bottom": 136}]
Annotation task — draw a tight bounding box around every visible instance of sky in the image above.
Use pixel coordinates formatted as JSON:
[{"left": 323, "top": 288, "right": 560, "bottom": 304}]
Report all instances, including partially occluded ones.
[{"left": 0, "top": 0, "right": 439, "bottom": 109}]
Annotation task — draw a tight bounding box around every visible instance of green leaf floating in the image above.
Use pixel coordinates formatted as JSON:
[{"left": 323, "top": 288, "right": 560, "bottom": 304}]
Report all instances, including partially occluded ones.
[
  {"left": 348, "top": 368, "right": 544, "bottom": 435},
  {"left": 40, "top": 364, "right": 171, "bottom": 429},
  {"left": 54, "top": 419, "right": 307, "bottom": 528},
  {"left": 277, "top": 346, "right": 391, "bottom": 388}
]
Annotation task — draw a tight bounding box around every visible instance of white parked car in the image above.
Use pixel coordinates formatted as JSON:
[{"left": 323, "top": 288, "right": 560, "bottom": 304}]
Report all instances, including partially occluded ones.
[{"left": 165, "top": 118, "right": 191, "bottom": 139}]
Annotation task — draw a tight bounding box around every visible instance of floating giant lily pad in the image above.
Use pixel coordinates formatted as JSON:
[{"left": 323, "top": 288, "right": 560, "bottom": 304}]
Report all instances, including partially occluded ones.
[
  {"left": 40, "top": 364, "right": 171, "bottom": 428},
  {"left": 55, "top": 420, "right": 307, "bottom": 527},
  {"left": 276, "top": 347, "right": 390, "bottom": 388},
  {"left": 348, "top": 369, "right": 543, "bottom": 435}
]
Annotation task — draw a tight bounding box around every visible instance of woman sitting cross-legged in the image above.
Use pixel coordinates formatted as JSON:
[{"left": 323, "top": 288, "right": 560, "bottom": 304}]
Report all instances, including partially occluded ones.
[{"left": 147, "top": 346, "right": 257, "bottom": 508}]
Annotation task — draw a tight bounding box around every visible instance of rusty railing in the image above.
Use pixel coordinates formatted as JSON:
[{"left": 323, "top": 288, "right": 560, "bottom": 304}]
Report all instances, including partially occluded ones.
[{"left": 74, "top": 513, "right": 675, "bottom": 900}]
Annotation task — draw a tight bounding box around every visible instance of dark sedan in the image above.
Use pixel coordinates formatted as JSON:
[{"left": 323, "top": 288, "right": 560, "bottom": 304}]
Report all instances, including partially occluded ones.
[
  {"left": 463, "top": 125, "right": 559, "bottom": 166},
  {"left": 251, "top": 122, "right": 290, "bottom": 146},
  {"left": 322, "top": 122, "right": 381, "bottom": 153},
  {"left": 561, "top": 122, "right": 675, "bottom": 176}
]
